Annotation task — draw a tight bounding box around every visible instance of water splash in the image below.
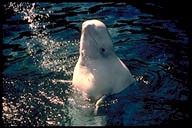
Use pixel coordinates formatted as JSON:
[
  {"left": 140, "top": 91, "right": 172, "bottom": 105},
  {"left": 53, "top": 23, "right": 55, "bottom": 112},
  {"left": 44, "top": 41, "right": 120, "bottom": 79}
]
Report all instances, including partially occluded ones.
[
  {"left": 5, "top": 2, "right": 79, "bottom": 75},
  {"left": 3, "top": 2, "right": 83, "bottom": 126}
]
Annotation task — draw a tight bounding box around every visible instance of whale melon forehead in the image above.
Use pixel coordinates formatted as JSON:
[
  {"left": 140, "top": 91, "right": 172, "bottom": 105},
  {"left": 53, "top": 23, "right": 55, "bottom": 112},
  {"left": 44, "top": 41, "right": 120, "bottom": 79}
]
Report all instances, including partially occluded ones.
[{"left": 82, "top": 19, "right": 106, "bottom": 30}]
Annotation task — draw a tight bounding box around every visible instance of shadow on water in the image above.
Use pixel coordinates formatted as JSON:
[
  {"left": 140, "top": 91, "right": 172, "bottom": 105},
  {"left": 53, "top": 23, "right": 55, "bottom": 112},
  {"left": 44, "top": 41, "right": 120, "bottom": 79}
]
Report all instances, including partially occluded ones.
[{"left": 1, "top": 1, "right": 190, "bottom": 126}]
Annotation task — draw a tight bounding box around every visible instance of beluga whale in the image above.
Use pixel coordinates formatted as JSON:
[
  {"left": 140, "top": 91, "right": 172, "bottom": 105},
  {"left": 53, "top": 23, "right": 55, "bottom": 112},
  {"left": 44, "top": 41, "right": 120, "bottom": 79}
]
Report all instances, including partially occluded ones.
[{"left": 72, "top": 19, "right": 135, "bottom": 102}]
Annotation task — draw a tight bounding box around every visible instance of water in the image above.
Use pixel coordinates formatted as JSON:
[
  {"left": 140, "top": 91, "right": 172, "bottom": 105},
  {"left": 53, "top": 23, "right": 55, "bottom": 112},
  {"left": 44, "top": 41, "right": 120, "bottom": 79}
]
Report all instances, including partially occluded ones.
[{"left": 2, "top": 2, "right": 190, "bottom": 126}]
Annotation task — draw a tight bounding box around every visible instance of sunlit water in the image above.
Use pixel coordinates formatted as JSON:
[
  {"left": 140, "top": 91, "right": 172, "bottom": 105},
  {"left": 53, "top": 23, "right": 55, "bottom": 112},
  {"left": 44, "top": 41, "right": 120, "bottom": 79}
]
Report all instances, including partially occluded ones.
[{"left": 2, "top": 2, "right": 190, "bottom": 126}]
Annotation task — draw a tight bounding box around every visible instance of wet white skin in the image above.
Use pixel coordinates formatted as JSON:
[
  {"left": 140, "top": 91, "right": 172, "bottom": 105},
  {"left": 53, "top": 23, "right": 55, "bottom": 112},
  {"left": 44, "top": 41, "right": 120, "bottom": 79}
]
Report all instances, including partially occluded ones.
[{"left": 72, "top": 19, "right": 135, "bottom": 101}]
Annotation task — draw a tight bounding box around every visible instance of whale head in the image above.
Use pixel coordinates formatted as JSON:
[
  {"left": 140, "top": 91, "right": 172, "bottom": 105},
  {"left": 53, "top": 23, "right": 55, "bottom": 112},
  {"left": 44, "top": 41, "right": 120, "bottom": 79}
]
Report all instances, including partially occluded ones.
[{"left": 80, "top": 19, "right": 115, "bottom": 59}]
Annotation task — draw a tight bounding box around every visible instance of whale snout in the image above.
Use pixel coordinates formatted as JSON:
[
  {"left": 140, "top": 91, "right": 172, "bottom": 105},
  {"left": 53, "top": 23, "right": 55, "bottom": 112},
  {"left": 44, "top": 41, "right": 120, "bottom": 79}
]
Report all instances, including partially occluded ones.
[{"left": 82, "top": 23, "right": 95, "bottom": 32}]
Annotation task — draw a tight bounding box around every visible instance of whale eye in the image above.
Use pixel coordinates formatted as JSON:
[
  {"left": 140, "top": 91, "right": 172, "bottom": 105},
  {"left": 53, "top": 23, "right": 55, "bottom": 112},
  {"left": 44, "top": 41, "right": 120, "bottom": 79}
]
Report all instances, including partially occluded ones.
[
  {"left": 100, "top": 47, "right": 107, "bottom": 56},
  {"left": 101, "top": 48, "right": 105, "bottom": 52}
]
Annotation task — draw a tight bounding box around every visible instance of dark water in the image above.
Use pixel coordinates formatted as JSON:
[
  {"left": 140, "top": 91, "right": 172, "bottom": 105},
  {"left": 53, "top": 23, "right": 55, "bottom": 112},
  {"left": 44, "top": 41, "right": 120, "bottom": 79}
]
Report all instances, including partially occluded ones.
[{"left": 1, "top": 2, "right": 190, "bottom": 126}]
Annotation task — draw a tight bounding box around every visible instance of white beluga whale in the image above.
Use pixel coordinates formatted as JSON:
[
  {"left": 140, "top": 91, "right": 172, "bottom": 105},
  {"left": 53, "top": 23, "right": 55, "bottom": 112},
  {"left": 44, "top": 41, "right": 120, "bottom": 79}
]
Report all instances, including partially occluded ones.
[{"left": 72, "top": 19, "right": 135, "bottom": 102}]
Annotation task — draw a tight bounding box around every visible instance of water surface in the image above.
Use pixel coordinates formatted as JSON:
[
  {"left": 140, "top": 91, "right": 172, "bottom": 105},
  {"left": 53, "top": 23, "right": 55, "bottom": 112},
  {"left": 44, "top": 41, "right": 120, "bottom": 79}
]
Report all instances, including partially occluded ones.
[{"left": 2, "top": 2, "right": 190, "bottom": 126}]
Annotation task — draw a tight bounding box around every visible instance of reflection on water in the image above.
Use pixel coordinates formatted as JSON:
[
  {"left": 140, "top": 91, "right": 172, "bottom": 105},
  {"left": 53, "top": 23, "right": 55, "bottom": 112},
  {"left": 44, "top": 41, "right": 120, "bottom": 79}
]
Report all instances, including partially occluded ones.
[{"left": 2, "top": 2, "right": 189, "bottom": 126}]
